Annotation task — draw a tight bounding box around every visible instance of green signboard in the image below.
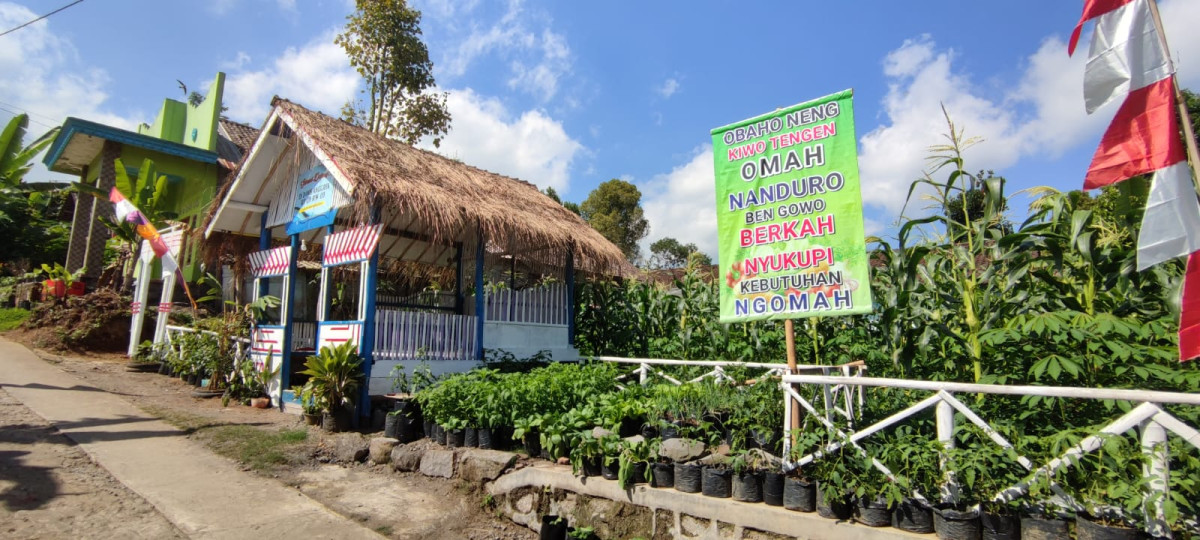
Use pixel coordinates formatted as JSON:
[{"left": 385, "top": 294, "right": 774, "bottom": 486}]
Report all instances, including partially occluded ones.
[{"left": 711, "top": 89, "right": 873, "bottom": 323}]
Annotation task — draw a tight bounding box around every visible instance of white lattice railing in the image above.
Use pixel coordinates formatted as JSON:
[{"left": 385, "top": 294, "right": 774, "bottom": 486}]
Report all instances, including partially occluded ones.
[
  {"left": 293, "top": 321, "right": 316, "bottom": 351},
  {"left": 476, "top": 283, "right": 567, "bottom": 325},
  {"left": 373, "top": 309, "right": 477, "bottom": 361},
  {"left": 162, "top": 325, "right": 252, "bottom": 372},
  {"left": 781, "top": 374, "right": 1200, "bottom": 538},
  {"left": 595, "top": 357, "right": 867, "bottom": 424}
]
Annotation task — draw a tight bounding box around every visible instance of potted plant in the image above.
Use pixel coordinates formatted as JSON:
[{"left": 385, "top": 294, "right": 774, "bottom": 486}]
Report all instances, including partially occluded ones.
[
  {"left": 126, "top": 340, "right": 164, "bottom": 372},
  {"left": 810, "top": 446, "right": 854, "bottom": 520},
  {"left": 843, "top": 449, "right": 903, "bottom": 527},
  {"left": 38, "top": 263, "right": 84, "bottom": 300},
  {"left": 298, "top": 341, "right": 364, "bottom": 432},
  {"left": 293, "top": 384, "right": 323, "bottom": 425},
  {"left": 783, "top": 429, "right": 823, "bottom": 513},
  {"left": 570, "top": 432, "right": 605, "bottom": 477},
  {"left": 700, "top": 455, "right": 733, "bottom": 498},
  {"left": 880, "top": 432, "right": 942, "bottom": 534},
  {"left": 617, "top": 437, "right": 657, "bottom": 490},
  {"left": 729, "top": 450, "right": 764, "bottom": 503},
  {"left": 1064, "top": 435, "right": 1146, "bottom": 540}
]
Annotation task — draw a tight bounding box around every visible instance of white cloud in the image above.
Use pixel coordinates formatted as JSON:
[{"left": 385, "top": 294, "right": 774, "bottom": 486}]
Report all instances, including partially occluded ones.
[
  {"left": 0, "top": 3, "right": 135, "bottom": 182},
  {"left": 657, "top": 77, "right": 680, "bottom": 99},
  {"left": 429, "top": 0, "right": 573, "bottom": 102},
  {"left": 421, "top": 88, "right": 583, "bottom": 193},
  {"left": 1160, "top": 0, "right": 1200, "bottom": 89},
  {"left": 220, "top": 51, "right": 252, "bottom": 71},
  {"left": 223, "top": 30, "right": 359, "bottom": 124},
  {"left": 858, "top": 34, "right": 1112, "bottom": 216},
  {"left": 640, "top": 146, "right": 719, "bottom": 259}
]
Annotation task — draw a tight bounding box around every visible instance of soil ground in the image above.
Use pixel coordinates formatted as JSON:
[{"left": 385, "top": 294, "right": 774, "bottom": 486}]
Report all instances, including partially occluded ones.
[{"left": 1, "top": 329, "right": 534, "bottom": 540}]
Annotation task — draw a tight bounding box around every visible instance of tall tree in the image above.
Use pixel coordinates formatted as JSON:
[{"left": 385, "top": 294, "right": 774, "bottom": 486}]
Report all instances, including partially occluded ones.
[
  {"left": 580, "top": 179, "right": 649, "bottom": 261},
  {"left": 336, "top": 0, "right": 451, "bottom": 146},
  {"left": 0, "top": 114, "right": 66, "bottom": 275},
  {"left": 648, "top": 237, "right": 710, "bottom": 269},
  {"left": 543, "top": 186, "right": 580, "bottom": 215}
]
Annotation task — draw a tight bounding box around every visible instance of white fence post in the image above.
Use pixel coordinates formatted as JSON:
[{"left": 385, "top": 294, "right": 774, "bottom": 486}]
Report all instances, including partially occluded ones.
[
  {"left": 937, "top": 397, "right": 958, "bottom": 504},
  {"left": 1141, "top": 419, "right": 1170, "bottom": 538}
]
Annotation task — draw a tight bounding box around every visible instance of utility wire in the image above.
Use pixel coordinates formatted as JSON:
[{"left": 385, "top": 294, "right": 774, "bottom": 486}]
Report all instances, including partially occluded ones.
[{"left": 0, "top": 0, "right": 85, "bottom": 39}]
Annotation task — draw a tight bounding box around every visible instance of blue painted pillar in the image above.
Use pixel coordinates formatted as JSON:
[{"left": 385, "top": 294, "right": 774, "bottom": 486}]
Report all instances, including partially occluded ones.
[
  {"left": 474, "top": 231, "right": 486, "bottom": 361},
  {"left": 257, "top": 212, "right": 269, "bottom": 299},
  {"left": 280, "top": 233, "right": 299, "bottom": 401},
  {"left": 565, "top": 246, "right": 575, "bottom": 345},
  {"left": 358, "top": 208, "right": 381, "bottom": 423}
]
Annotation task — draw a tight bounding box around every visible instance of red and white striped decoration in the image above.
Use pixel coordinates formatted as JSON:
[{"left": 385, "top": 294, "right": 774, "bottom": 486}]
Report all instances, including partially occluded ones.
[
  {"left": 248, "top": 246, "right": 292, "bottom": 278},
  {"left": 322, "top": 224, "right": 382, "bottom": 266},
  {"left": 131, "top": 301, "right": 141, "bottom": 315},
  {"left": 318, "top": 322, "right": 363, "bottom": 353},
  {"left": 251, "top": 327, "right": 282, "bottom": 355},
  {"left": 158, "top": 303, "right": 173, "bottom": 314}
]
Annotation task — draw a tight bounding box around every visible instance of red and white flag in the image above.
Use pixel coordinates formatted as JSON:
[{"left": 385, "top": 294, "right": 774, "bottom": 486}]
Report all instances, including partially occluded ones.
[{"left": 1071, "top": 0, "right": 1200, "bottom": 360}]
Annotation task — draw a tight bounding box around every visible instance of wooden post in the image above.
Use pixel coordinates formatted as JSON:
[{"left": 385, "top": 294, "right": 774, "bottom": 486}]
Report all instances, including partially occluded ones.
[
  {"left": 785, "top": 319, "right": 801, "bottom": 438},
  {"left": 474, "top": 228, "right": 486, "bottom": 361},
  {"left": 1147, "top": 0, "right": 1200, "bottom": 196}
]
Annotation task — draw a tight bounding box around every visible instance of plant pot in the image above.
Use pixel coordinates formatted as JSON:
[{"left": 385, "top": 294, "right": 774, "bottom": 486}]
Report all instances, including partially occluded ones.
[
  {"left": 43, "top": 279, "right": 65, "bottom": 298},
  {"left": 893, "top": 498, "right": 935, "bottom": 534},
  {"left": 762, "top": 471, "right": 784, "bottom": 506},
  {"left": 980, "top": 509, "right": 1020, "bottom": 540},
  {"left": 446, "top": 428, "right": 465, "bottom": 448},
  {"left": 627, "top": 462, "right": 649, "bottom": 486},
  {"left": 674, "top": 463, "right": 702, "bottom": 493},
  {"left": 701, "top": 467, "right": 732, "bottom": 498},
  {"left": 933, "top": 505, "right": 981, "bottom": 540},
  {"left": 640, "top": 424, "right": 659, "bottom": 440},
  {"left": 464, "top": 427, "right": 478, "bottom": 448},
  {"left": 855, "top": 496, "right": 893, "bottom": 527},
  {"left": 424, "top": 419, "right": 435, "bottom": 440},
  {"left": 601, "top": 460, "right": 619, "bottom": 480},
  {"left": 815, "top": 485, "right": 852, "bottom": 520},
  {"left": 618, "top": 416, "right": 644, "bottom": 437},
  {"left": 523, "top": 431, "right": 541, "bottom": 457},
  {"left": 322, "top": 408, "right": 352, "bottom": 432},
  {"left": 384, "top": 414, "right": 401, "bottom": 439},
  {"left": 1020, "top": 516, "right": 1070, "bottom": 540},
  {"left": 303, "top": 413, "right": 322, "bottom": 426},
  {"left": 1075, "top": 514, "right": 1136, "bottom": 540},
  {"left": 539, "top": 515, "right": 568, "bottom": 540},
  {"left": 581, "top": 458, "right": 602, "bottom": 477},
  {"left": 397, "top": 416, "right": 421, "bottom": 443},
  {"left": 124, "top": 362, "right": 162, "bottom": 373},
  {"left": 732, "top": 470, "right": 763, "bottom": 503},
  {"left": 67, "top": 281, "right": 85, "bottom": 296},
  {"left": 783, "top": 477, "right": 816, "bottom": 512},
  {"left": 249, "top": 397, "right": 271, "bottom": 409},
  {"left": 477, "top": 427, "right": 495, "bottom": 449},
  {"left": 661, "top": 422, "right": 680, "bottom": 440},
  {"left": 434, "top": 424, "right": 447, "bottom": 445},
  {"left": 650, "top": 462, "right": 674, "bottom": 488}
]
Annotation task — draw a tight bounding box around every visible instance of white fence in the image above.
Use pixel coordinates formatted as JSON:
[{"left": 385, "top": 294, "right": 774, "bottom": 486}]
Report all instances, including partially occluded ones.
[
  {"left": 162, "top": 324, "right": 251, "bottom": 371},
  {"left": 373, "top": 309, "right": 477, "bottom": 361},
  {"left": 473, "top": 283, "right": 567, "bottom": 325},
  {"left": 781, "top": 374, "right": 1200, "bottom": 537},
  {"left": 595, "top": 356, "right": 867, "bottom": 424}
]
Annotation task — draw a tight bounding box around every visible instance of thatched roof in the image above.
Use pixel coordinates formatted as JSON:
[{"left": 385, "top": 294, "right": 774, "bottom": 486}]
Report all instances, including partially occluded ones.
[{"left": 205, "top": 98, "right": 630, "bottom": 276}]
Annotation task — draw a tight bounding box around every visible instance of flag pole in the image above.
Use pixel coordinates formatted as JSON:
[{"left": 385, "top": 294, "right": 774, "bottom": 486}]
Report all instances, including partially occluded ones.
[{"left": 1147, "top": 0, "right": 1200, "bottom": 197}]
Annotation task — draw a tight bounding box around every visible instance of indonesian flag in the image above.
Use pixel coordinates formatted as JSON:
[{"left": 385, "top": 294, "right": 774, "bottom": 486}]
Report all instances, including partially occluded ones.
[{"left": 1072, "top": 0, "right": 1200, "bottom": 360}]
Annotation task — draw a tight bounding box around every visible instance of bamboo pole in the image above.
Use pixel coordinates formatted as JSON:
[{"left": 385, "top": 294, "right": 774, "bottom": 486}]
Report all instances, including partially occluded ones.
[{"left": 1147, "top": 0, "right": 1200, "bottom": 196}]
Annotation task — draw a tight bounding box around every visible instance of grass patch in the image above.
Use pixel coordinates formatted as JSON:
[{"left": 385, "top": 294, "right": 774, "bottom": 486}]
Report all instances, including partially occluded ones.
[
  {"left": 143, "top": 406, "right": 311, "bottom": 472},
  {"left": 0, "top": 308, "right": 29, "bottom": 331}
]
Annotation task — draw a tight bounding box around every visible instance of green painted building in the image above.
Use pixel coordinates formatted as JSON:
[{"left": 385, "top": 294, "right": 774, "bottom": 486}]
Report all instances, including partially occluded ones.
[{"left": 43, "top": 73, "right": 259, "bottom": 283}]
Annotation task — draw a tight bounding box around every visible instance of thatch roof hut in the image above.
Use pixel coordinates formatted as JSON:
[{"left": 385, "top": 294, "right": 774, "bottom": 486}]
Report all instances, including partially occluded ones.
[{"left": 205, "top": 97, "right": 630, "bottom": 276}]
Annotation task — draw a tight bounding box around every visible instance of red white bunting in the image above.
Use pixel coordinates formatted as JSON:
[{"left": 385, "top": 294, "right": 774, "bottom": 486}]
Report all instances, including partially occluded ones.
[
  {"left": 248, "top": 246, "right": 292, "bottom": 278},
  {"left": 323, "top": 224, "right": 383, "bottom": 266},
  {"left": 1071, "top": 0, "right": 1200, "bottom": 360}
]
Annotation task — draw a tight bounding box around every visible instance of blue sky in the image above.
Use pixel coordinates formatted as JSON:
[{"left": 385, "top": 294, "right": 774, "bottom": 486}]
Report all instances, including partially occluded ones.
[{"left": 2, "top": 0, "right": 1199, "bottom": 259}]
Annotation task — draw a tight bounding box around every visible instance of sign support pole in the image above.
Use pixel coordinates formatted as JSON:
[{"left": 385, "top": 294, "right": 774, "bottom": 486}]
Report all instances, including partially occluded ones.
[{"left": 785, "top": 319, "right": 801, "bottom": 438}]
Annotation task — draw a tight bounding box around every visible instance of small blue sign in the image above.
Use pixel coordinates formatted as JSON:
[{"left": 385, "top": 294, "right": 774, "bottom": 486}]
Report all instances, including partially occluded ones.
[{"left": 287, "top": 165, "right": 338, "bottom": 234}]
